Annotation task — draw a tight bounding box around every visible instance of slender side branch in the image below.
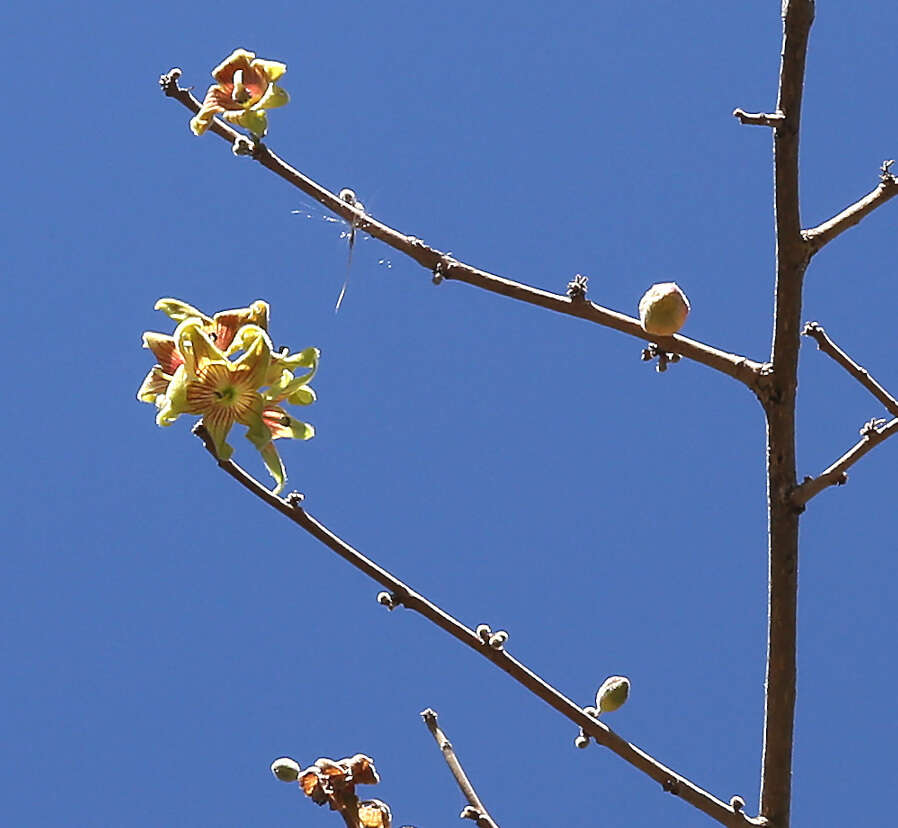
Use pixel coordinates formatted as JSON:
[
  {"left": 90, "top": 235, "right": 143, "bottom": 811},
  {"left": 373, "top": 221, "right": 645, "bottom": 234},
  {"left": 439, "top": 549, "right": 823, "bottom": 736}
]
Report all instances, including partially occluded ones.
[
  {"left": 421, "top": 709, "right": 500, "bottom": 828},
  {"left": 803, "top": 162, "right": 898, "bottom": 254},
  {"left": 732, "top": 109, "right": 785, "bottom": 127},
  {"left": 762, "top": 3, "right": 815, "bottom": 827},
  {"left": 791, "top": 417, "right": 898, "bottom": 507},
  {"left": 158, "top": 69, "right": 764, "bottom": 393},
  {"left": 801, "top": 322, "right": 898, "bottom": 417},
  {"left": 192, "top": 425, "right": 763, "bottom": 828}
]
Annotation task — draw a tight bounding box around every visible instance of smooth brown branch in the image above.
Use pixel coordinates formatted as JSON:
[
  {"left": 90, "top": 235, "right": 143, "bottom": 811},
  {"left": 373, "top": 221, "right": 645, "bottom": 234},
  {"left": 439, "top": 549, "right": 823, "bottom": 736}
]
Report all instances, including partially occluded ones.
[
  {"left": 732, "top": 109, "right": 786, "bottom": 127},
  {"left": 420, "top": 709, "right": 500, "bottom": 828},
  {"left": 192, "top": 425, "right": 764, "bottom": 828},
  {"left": 801, "top": 322, "right": 898, "bottom": 417},
  {"left": 159, "top": 68, "right": 765, "bottom": 393},
  {"left": 762, "top": 3, "right": 815, "bottom": 827},
  {"left": 791, "top": 417, "right": 898, "bottom": 507},
  {"left": 803, "top": 162, "right": 898, "bottom": 254}
]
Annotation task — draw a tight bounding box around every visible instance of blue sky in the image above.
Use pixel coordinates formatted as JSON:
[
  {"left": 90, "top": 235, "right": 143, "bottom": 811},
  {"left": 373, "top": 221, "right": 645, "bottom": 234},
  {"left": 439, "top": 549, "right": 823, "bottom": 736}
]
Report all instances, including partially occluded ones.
[{"left": 5, "top": 2, "right": 898, "bottom": 825}]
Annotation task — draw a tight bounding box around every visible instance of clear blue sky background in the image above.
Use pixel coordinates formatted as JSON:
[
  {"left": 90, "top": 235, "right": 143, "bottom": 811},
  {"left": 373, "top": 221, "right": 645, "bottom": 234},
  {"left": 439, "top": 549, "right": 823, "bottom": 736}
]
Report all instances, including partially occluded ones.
[{"left": 5, "top": 2, "right": 897, "bottom": 825}]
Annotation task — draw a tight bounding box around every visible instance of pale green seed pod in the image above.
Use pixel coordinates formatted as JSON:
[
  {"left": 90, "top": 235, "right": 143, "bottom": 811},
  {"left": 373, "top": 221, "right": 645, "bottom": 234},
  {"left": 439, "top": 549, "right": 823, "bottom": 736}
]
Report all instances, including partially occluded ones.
[
  {"left": 596, "top": 675, "right": 630, "bottom": 714},
  {"left": 638, "top": 282, "right": 690, "bottom": 336},
  {"left": 270, "top": 756, "right": 301, "bottom": 782}
]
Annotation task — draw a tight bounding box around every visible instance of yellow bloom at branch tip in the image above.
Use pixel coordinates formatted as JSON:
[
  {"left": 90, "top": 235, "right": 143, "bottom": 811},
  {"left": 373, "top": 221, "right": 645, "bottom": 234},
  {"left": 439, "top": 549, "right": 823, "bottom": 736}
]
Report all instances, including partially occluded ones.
[
  {"left": 189, "top": 48, "right": 289, "bottom": 138},
  {"left": 137, "top": 298, "right": 317, "bottom": 494}
]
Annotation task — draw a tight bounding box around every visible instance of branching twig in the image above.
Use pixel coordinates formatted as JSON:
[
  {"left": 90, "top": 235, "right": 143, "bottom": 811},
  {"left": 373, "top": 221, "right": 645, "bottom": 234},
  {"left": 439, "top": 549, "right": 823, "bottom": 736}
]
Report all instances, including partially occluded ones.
[
  {"left": 801, "top": 322, "right": 898, "bottom": 417},
  {"left": 732, "top": 109, "right": 786, "bottom": 127},
  {"left": 192, "top": 424, "right": 764, "bottom": 828},
  {"left": 791, "top": 417, "right": 898, "bottom": 506},
  {"left": 158, "top": 69, "right": 764, "bottom": 393},
  {"left": 762, "top": 3, "right": 815, "bottom": 827},
  {"left": 803, "top": 161, "right": 898, "bottom": 254},
  {"left": 421, "top": 709, "right": 500, "bottom": 828}
]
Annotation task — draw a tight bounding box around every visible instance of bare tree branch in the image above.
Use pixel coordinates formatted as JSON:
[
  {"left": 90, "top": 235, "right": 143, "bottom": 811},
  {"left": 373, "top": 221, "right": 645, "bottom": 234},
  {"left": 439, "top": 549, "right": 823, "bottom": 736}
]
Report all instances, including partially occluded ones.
[
  {"left": 792, "top": 417, "right": 898, "bottom": 507},
  {"left": 801, "top": 322, "right": 898, "bottom": 417},
  {"left": 803, "top": 161, "right": 898, "bottom": 254},
  {"left": 192, "top": 424, "right": 764, "bottom": 828},
  {"left": 732, "top": 109, "right": 785, "bottom": 127},
  {"left": 158, "top": 69, "right": 765, "bottom": 393},
  {"left": 761, "top": 2, "right": 815, "bottom": 826},
  {"left": 421, "top": 709, "right": 500, "bottom": 828}
]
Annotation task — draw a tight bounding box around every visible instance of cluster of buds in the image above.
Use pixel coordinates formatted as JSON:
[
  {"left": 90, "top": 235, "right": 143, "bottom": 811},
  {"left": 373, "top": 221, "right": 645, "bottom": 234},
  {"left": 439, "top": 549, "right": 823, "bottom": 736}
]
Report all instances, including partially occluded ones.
[
  {"left": 271, "top": 754, "right": 392, "bottom": 827},
  {"left": 137, "top": 298, "right": 318, "bottom": 493}
]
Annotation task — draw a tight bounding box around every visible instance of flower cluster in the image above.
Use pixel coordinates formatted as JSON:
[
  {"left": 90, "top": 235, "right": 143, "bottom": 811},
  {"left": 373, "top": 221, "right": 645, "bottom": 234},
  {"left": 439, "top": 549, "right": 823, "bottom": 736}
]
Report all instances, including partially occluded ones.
[
  {"left": 190, "top": 48, "right": 289, "bottom": 138},
  {"left": 137, "top": 298, "right": 318, "bottom": 493},
  {"left": 270, "top": 754, "right": 390, "bottom": 827}
]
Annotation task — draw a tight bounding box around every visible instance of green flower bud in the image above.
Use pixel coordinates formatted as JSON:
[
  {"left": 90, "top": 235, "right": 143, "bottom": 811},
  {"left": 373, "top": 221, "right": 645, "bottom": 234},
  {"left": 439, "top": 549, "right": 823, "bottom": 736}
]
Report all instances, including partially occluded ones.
[
  {"left": 270, "top": 756, "right": 301, "bottom": 782},
  {"left": 638, "top": 283, "right": 690, "bottom": 336},
  {"left": 596, "top": 675, "right": 630, "bottom": 714}
]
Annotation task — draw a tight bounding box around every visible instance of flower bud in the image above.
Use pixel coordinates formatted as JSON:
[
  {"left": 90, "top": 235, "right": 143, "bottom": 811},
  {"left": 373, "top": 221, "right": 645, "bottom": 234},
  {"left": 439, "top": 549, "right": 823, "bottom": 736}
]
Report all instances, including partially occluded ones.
[
  {"left": 638, "top": 282, "right": 690, "bottom": 336},
  {"left": 270, "top": 756, "right": 301, "bottom": 782},
  {"left": 596, "top": 675, "right": 630, "bottom": 714}
]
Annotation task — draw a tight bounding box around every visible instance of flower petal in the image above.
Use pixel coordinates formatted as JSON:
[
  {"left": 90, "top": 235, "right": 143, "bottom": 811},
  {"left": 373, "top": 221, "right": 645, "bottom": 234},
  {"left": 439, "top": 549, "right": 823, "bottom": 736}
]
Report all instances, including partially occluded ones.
[
  {"left": 211, "top": 49, "right": 255, "bottom": 84},
  {"left": 175, "top": 319, "right": 227, "bottom": 376},
  {"left": 288, "top": 386, "right": 316, "bottom": 406},
  {"left": 223, "top": 108, "right": 268, "bottom": 137},
  {"left": 251, "top": 57, "right": 287, "bottom": 83},
  {"left": 263, "top": 406, "right": 315, "bottom": 440},
  {"left": 260, "top": 442, "right": 287, "bottom": 494},
  {"left": 256, "top": 83, "right": 289, "bottom": 110},
  {"left": 213, "top": 300, "right": 270, "bottom": 350},
  {"left": 137, "top": 365, "right": 171, "bottom": 404},
  {"left": 142, "top": 332, "right": 183, "bottom": 373},
  {"left": 155, "top": 298, "right": 212, "bottom": 325}
]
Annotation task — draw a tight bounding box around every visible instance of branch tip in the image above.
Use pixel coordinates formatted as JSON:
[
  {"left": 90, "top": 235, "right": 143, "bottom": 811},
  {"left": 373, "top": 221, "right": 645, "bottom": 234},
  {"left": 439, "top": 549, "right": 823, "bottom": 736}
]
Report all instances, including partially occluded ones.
[{"left": 732, "top": 108, "right": 785, "bottom": 127}]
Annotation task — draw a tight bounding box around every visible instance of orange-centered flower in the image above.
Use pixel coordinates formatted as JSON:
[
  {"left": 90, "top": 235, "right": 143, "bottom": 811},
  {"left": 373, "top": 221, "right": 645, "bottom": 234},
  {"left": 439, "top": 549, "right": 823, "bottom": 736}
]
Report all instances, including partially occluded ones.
[
  {"left": 190, "top": 49, "right": 289, "bottom": 138},
  {"left": 138, "top": 299, "right": 317, "bottom": 493}
]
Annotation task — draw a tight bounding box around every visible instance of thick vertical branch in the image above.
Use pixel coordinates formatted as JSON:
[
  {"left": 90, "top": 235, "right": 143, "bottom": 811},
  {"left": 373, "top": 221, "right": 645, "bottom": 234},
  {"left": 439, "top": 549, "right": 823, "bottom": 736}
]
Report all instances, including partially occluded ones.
[{"left": 762, "top": 2, "right": 814, "bottom": 827}]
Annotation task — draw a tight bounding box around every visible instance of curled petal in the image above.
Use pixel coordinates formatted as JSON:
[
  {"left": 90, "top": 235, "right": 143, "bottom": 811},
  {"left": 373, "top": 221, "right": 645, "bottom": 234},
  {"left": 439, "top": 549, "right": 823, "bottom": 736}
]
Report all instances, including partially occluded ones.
[
  {"left": 213, "top": 300, "right": 270, "bottom": 349},
  {"left": 288, "top": 386, "right": 316, "bottom": 406},
  {"left": 222, "top": 108, "right": 268, "bottom": 137},
  {"left": 257, "top": 83, "right": 289, "bottom": 110},
  {"left": 260, "top": 442, "right": 287, "bottom": 494},
  {"left": 137, "top": 365, "right": 171, "bottom": 404},
  {"left": 211, "top": 49, "right": 256, "bottom": 84},
  {"left": 155, "top": 298, "right": 212, "bottom": 325},
  {"left": 263, "top": 406, "right": 315, "bottom": 440},
  {"left": 142, "top": 332, "right": 183, "bottom": 374},
  {"left": 251, "top": 57, "right": 287, "bottom": 83},
  {"left": 175, "top": 319, "right": 227, "bottom": 376},
  {"left": 156, "top": 364, "right": 193, "bottom": 426}
]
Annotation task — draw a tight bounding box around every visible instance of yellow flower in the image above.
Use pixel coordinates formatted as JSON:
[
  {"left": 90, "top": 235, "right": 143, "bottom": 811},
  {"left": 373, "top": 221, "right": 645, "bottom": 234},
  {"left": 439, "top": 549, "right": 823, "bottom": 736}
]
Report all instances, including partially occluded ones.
[
  {"left": 190, "top": 48, "right": 289, "bottom": 138},
  {"left": 138, "top": 299, "right": 317, "bottom": 493}
]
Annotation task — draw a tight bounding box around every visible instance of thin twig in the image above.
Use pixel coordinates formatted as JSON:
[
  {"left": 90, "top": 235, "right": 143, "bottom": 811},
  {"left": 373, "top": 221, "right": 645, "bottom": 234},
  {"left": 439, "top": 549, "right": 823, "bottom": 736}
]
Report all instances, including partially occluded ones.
[
  {"left": 801, "top": 322, "right": 898, "bottom": 417},
  {"left": 420, "top": 709, "right": 500, "bottom": 828},
  {"left": 732, "top": 109, "right": 786, "bottom": 127},
  {"left": 791, "top": 417, "right": 898, "bottom": 506},
  {"left": 158, "top": 69, "right": 764, "bottom": 393},
  {"left": 192, "top": 425, "right": 763, "bottom": 828},
  {"left": 762, "top": 3, "right": 815, "bottom": 827},
  {"left": 803, "top": 162, "right": 898, "bottom": 254}
]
